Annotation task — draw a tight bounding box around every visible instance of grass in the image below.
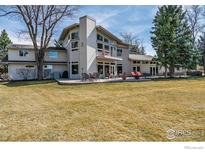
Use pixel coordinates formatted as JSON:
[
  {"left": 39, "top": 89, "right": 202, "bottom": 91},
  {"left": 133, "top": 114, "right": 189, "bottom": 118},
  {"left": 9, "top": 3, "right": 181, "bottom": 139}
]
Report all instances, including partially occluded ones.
[{"left": 0, "top": 78, "right": 204, "bottom": 141}]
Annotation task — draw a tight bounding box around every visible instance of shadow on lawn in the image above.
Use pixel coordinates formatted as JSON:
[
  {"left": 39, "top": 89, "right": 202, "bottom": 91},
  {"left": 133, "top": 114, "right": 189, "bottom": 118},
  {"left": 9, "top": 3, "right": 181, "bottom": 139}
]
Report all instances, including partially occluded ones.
[
  {"left": 151, "top": 76, "right": 205, "bottom": 82},
  {"left": 3, "top": 80, "right": 55, "bottom": 87}
]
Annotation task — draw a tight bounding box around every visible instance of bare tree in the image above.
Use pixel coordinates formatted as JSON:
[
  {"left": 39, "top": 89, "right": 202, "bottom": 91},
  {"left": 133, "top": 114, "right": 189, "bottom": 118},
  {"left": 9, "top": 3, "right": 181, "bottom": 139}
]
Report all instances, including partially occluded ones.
[
  {"left": 0, "top": 5, "right": 78, "bottom": 80},
  {"left": 187, "top": 5, "right": 202, "bottom": 45},
  {"left": 187, "top": 5, "right": 203, "bottom": 70},
  {"left": 120, "top": 32, "right": 137, "bottom": 45},
  {"left": 120, "top": 32, "right": 146, "bottom": 55}
]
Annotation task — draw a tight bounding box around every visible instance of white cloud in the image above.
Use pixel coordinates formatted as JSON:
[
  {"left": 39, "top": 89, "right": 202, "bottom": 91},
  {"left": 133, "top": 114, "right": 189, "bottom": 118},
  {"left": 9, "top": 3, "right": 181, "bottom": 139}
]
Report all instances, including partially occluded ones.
[{"left": 86, "top": 11, "right": 120, "bottom": 28}]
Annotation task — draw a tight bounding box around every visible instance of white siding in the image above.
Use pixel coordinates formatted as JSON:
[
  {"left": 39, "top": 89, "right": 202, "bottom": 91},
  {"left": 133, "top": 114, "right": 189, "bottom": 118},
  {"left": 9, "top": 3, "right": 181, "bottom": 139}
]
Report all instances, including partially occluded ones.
[
  {"left": 79, "top": 16, "right": 97, "bottom": 75},
  {"left": 8, "top": 63, "right": 37, "bottom": 80},
  {"left": 8, "top": 49, "right": 35, "bottom": 61}
]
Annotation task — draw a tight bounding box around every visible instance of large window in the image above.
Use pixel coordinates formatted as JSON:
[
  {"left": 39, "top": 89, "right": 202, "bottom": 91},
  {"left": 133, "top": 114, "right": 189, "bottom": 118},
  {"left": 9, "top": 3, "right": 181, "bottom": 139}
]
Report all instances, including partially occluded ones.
[
  {"left": 104, "top": 45, "right": 109, "bottom": 51},
  {"left": 117, "top": 64, "right": 122, "bottom": 74},
  {"left": 97, "top": 43, "right": 103, "bottom": 51},
  {"left": 104, "top": 38, "right": 109, "bottom": 43},
  {"left": 97, "top": 34, "right": 103, "bottom": 41},
  {"left": 137, "top": 66, "right": 140, "bottom": 72},
  {"left": 71, "top": 31, "right": 79, "bottom": 40},
  {"left": 48, "top": 51, "right": 58, "bottom": 59},
  {"left": 71, "top": 41, "right": 79, "bottom": 51},
  {"left": 19, "top": 49, "right": 28, "bottom": 57},
  {"left": 72, "top": 62, "right": 79, "bottom": 74},
  {"left": 97, "top": 65, "right": 103, "bottom": 75},
  {"left": 117, "top": 48, "right": 122, "bottom": 56}
]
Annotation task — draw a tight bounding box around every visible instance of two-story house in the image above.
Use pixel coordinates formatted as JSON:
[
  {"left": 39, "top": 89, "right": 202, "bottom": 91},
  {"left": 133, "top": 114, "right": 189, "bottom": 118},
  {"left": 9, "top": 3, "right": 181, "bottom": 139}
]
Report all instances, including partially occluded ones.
[{"left": 2, "top": 15, "right": 185, "bottom": 80}]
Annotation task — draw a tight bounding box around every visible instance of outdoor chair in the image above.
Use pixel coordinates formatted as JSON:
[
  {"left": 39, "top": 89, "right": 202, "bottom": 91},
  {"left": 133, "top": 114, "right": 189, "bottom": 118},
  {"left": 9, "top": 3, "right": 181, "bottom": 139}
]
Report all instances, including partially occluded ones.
[
  {"left": 81, "top": 73, "right": 90, "bottom": 81},
  {"left": 93, "top": 72, "right": 100, "bottom": 80},
  {"left": 131, "top": 71, "right": 142, "bottom": 79},
  {"left": 89, "top": 73, "right": 95, "bottom": 80}
]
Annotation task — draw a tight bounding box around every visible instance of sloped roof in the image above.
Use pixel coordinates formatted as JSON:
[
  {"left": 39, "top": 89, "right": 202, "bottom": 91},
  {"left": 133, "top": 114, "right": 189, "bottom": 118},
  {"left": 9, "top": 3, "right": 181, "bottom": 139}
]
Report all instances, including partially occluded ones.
[
  {"left": 8, "top": 44, "right": 66, "bottom": 51},
  {"left": 129, "top": 54, "right": 154, "bottom": 61},
  {"left": 97, "top": 55, "right": 123, "bottom": 61},
  {"left": 9, "top": 44, "right": 35, "bottom": 50},
  {"left": 58, "top": 23, "right": 79, "bottom": 41}
]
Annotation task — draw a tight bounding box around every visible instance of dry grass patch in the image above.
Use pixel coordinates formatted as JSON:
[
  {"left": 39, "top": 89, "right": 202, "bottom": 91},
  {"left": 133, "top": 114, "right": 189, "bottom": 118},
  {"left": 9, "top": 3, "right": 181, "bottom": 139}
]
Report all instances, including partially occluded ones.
[{"left": 0, "top": 78, "right": 204, "bottom": 141}]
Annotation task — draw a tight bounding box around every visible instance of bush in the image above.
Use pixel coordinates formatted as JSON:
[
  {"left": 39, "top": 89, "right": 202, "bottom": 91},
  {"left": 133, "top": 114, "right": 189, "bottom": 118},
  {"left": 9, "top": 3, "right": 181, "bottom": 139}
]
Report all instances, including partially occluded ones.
[{"left": 0, "top": 73, "right": 10, "bottom": 80}]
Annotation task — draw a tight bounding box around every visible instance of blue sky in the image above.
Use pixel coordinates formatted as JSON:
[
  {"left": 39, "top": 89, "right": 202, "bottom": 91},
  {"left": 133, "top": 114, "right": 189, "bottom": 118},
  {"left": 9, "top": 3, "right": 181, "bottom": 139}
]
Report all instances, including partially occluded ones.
[{"left": 0, "top": 5, "right": 158, "bottom": 55}]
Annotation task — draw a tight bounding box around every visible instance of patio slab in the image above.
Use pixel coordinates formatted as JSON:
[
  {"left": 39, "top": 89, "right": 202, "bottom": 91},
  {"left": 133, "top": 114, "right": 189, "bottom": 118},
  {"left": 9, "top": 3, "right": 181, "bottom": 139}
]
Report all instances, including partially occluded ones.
[{"left": 56, "top": 77, "right": 151, "bottom": 85}]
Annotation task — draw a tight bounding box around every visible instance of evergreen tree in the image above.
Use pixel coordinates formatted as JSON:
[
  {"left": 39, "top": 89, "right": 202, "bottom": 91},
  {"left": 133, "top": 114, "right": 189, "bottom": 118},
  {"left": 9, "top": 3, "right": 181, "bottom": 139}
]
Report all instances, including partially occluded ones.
[
  {"left": 197, "top": 32, "right": 205, "bottom": 74},
  {"left": 0, "top": 29, "right": 12, "bottom": 73},
  {"left": 151, "top": 5, "right": 193, "bottom": 77},
  {"left": 0, "top": 29, "right": 12, "bottom": 59}
]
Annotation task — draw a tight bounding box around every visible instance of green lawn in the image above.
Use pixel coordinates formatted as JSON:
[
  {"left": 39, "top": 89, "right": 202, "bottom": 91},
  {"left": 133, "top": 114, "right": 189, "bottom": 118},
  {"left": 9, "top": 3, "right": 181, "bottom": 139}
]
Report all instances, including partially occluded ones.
[{"left": 0, "top": 78, "right": 204, "bottom": 141}]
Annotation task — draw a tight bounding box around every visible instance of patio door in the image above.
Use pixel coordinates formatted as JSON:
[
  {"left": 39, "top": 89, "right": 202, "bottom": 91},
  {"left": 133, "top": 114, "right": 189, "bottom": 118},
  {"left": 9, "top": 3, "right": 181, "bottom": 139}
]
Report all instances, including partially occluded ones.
[
  {"left": 105, "top": 65, "right": 109, "bottom": 77},
  {"left": 110, "top": 65, "right": 115, "bottom": 76}
]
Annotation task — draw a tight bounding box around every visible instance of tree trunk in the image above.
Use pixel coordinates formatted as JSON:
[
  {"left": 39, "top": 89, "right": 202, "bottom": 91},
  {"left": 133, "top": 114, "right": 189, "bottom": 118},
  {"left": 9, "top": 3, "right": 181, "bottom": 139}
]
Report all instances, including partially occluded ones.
[
  {"left": 169, "top": 66, "right": 175, "bottom": 78},
  {"left": 164, "top": 65, "right": 168, "bottom": 78},
  {"left": 36, "top": 49, "right": 45, "bottom": 80},
  {"left": 203, "top": 53, "right": 205, "bottom": 76}
]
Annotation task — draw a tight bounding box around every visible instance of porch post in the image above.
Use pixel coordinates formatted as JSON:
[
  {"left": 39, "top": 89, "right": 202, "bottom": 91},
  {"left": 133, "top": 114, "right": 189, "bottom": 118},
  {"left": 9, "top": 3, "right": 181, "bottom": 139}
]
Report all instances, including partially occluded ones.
[{"left": 103, "top": 62, "right": 105, "bottom": 77}]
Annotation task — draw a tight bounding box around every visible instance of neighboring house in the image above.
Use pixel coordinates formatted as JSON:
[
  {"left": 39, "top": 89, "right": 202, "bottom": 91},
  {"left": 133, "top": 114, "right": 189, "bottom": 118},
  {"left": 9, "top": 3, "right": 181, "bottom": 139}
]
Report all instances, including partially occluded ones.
[{"left": 2, "top": 15, "right": 185, "bottom": 80}]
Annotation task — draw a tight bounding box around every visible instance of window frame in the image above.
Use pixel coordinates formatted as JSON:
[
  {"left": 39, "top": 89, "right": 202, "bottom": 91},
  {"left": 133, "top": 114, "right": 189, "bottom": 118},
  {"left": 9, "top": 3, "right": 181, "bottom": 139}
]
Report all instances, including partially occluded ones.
[
  {"left": 48, "top": 51, "right": 58, "bottom": 59},
  {"left": 19, "top": 49, "right": 29, "bottom": 57},
  {"left": 71, "top": 31, "right": 79, "bottom": 40},
  {"left": 104, "top": 45, "right": 109, "bottom": 51},
  {"left": 117, "top": 48, "right": 122, "bottom": 56},
  {"left": 104, "top": 38, "right": 109, "bottom": 43},
  {"left": 97, "top": 43, "right": 103, "bottom": 52},
  {"left": 71, "top": 41, "right": 79, "bottom": 51},
  {"left": 71, "top": 62, "right": 79, "bottom": 75},
  {"left": 97, "top": 34, "right": 103, "bottom": 41}
]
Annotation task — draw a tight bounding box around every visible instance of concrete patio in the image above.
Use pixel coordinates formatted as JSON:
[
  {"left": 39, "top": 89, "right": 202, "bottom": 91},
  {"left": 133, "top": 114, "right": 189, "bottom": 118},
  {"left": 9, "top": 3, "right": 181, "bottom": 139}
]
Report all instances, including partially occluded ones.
[{"left": 56, "top": 77, "right": 151, "bottom": 85}]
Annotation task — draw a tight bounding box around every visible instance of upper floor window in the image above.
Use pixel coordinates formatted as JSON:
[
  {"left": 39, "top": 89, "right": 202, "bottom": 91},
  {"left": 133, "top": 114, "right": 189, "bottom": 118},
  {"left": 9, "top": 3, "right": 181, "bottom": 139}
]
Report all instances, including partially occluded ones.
[
  {"left": 71, "top": 31, "right": 79, "bottom": 40},
  {"left": 71, "top": 41, "right": 79, "bottom": 51},
  {"left": 48, "top": 51, "right": 58, "bottom": 59},
  {"left": 97, "top": 34, "right": 103, "bottom": 41},
  {"left": 104, "top": 38, "right": 109, "bottom": 43},
  {"left": 104, "top": 45, "right": 109, "bottom": 51},
  {"left": 117, "top": 48, "right": 122, "bottom": 56},
  {"left": 19, "top": 49, "right": 28, "bottom": 57},
  {"left": 142, "top": 61, "right": 149, "bottom": 64},
  {"left": 97, "top": 43, "right": 103, "bottom": 51}
]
